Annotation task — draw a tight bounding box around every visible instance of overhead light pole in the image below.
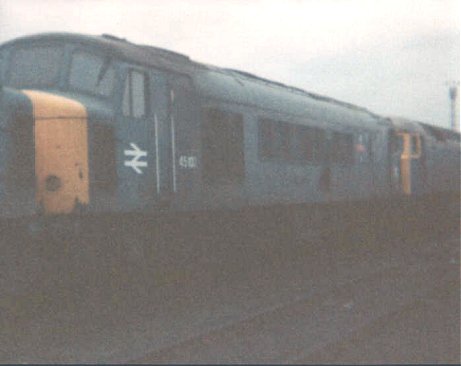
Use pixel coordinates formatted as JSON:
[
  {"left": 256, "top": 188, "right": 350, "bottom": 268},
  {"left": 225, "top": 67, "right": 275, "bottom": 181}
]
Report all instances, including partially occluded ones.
[{"left": 448, "top": 81, "right": 459, "bottom": 131}]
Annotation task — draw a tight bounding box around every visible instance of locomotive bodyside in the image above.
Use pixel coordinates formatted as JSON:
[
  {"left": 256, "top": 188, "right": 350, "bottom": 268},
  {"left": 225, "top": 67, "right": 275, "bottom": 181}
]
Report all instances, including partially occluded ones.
[{"left": 0, "top": 32, "right": 458, "bottom": 237}]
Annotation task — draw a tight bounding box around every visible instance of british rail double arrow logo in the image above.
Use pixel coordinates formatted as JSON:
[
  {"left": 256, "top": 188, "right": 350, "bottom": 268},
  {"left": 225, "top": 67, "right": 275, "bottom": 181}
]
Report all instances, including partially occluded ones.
[{"left": 124, "top": 143, "right": 148, "bottom": 174}]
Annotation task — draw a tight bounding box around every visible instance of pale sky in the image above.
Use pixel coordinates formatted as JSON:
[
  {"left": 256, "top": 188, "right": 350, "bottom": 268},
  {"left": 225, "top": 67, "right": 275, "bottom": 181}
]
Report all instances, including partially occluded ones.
[{"left": 0, "top": 0, "right": 459, "bottom": 127}]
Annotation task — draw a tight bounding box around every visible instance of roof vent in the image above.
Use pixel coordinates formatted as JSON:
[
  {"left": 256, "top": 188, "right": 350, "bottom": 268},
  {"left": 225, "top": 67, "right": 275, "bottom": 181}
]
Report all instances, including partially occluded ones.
[
  {"left": 140, "top": 45, "right": 190, "bottom": 62},
  {"left": 101, "top": 34, "right": 128, "bottom": 42}
]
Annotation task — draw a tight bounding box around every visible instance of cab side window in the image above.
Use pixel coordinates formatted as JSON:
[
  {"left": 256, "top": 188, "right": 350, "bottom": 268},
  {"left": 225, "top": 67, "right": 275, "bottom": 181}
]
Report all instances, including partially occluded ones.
[
  {"left": 123, "top": 69, "right": 148, "bottom": 118},
  {"left": 410, "top": 135, "right": 420, "bottom": 155}
]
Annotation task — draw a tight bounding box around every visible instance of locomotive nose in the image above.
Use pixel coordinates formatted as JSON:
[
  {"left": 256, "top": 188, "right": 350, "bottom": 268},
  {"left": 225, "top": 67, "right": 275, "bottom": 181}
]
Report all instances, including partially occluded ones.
[{"left": 23, "top": 90, "right": 90, "bottom": 214}]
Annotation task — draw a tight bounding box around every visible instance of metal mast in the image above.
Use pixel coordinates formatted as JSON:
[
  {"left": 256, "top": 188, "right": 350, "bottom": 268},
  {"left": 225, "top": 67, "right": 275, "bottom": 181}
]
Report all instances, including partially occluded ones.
[{"left": 448, "top": 82, "right": 459, "bottom": 131}]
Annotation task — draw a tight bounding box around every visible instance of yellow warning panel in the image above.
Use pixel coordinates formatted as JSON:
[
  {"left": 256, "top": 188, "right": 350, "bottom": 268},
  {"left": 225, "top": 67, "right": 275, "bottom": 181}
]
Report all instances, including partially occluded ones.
[
  {"left": 23, "top": 90, "right": 89, "bottom": 214},
  {"left": 398, "top": 132, "right": 421, "bottom": 196}
]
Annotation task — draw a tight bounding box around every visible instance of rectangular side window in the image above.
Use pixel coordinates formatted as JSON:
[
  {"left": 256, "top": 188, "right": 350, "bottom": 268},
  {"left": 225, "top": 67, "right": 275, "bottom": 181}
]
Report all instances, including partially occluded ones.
[
  {"left": 122, "top": 69, "right": 148, "bottom": 118},
  {"left": 293, "top": 125, "right": 324, "bottom": 163},
  {"left": 259, "top": 119, "right": 275, "bottom": 159},
  {"left": 202, "top": 109, "right": 245, "bottom": 185},
  {"left": 332, "top": 132, "right": 354, "bottom": 165},
  {"left": 410, "top": 135, "right": 419, "bottom": 155},
  {"left": 260, "top": 119, "right": 325, "bottom": 164},
  {"left": 297, "top": 126, "right": 315, "bottom": 161},
  {"left": 357, "top": 132, "right": 372, "bottom": 163},
  {"left": 258, "top": 119, "right": 292, "bottom": 161},
  {"left": 132, "top": 71, "right": 146, "bottom": 118},
  {"left": 122, "top": 79, "right": 130, "bottom": 116},
  {"left": 276, "top": 122, "right": 291, "bottom": 160}
]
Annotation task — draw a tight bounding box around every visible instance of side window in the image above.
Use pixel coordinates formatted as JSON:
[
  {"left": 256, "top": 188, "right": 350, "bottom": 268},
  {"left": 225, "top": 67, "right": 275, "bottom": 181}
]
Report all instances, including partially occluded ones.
[
  {"left": 331, "top": 132, "right": 354, "bottom": 165},
  {"left": 356, "top": 132, "right": 372, "bottom": 163},
  {"left": 392, "top": 134, "right": 404, "bottom": 154},
  {"left": 296, "top": 126, "right": 315, "bottom": 162},
  {"left": 275, "top": 121, "right": 291, "bottom": 160},
  {"left": 258, "top": 119, "right": 292, "bottom": 161},
  {"left": 292, "top": 125, "right": 324, "bottom": 163},
  {"left": 259, "top": 119, "right": 276, "bottom": 159},
  {"left": 123, "top": 69, "right": 148, "bottom": 118},
  {"left": 259, "top": 119, "right": 325, "bottom": 164},
  {"left": 202, "top": 109, "right": 245, "bottom": 185},
  {"left": 410, "top": 135, "right": 420, "bottom": 155}
]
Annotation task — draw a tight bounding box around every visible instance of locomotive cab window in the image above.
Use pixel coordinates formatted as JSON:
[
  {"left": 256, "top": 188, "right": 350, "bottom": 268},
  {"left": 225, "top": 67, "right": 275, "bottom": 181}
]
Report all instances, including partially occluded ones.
[
  {"left": 410, "top": 135, "right": 421, "bottom": 156},
  {"left": 390, "top": 132, "right": 404, "bottom": 154},
  {"left": 69, "top": 51, "right": 115, "bottom": 97},
  {"left": 9, "top": 45, "right": 64, "bottom": 88},
  {"left": 122, "top": 70, "right": 148, "bottom": 118},
  {"left": 202, "top": 109, "right": 245, "bottom": 185}
]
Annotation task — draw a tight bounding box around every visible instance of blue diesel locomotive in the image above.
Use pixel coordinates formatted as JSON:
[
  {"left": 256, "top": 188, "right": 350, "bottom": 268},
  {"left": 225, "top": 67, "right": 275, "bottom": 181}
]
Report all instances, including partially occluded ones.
[{"left": 0, "top": 33, "right": 459, "bottom": 247}]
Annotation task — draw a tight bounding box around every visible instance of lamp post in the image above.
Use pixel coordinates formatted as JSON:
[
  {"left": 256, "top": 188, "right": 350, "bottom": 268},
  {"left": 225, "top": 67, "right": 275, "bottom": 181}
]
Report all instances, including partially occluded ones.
[{"left": 448, "top": 82, "right": 459, "bottom": 131}]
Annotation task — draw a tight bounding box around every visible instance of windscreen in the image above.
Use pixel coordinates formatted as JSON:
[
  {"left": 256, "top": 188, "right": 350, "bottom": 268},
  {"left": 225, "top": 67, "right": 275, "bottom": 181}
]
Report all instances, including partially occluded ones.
[
  {"left": 8, "top": 45, "right": 64, "bottom": 88},
  {"left": 69, "top": 51, "right": 115, "bottom": 97}
]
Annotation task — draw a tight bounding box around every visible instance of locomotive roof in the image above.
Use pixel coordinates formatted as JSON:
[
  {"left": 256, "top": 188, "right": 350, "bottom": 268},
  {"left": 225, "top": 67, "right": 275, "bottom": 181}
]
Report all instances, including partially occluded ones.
[
  {"left": 390, "top": 116, "right": 461, "bottom": 143},
  {"left": 0, "top": 32, "right": 195, "bottom": 73},
  {"left": 2, "top": 32, "right": 384, "bottom": 125}
]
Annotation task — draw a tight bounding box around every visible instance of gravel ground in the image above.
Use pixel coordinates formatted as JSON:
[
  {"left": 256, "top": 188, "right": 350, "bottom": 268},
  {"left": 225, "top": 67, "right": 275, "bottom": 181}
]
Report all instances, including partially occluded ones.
[
  {"left": 132, "top": 236, "right": 460, "bottom": 364},
  {"left": 302, "top": 276, "right": 460, "bottom": 364},
  {"left": 0, "top": 223, "right": 459, "bottom": 363}
]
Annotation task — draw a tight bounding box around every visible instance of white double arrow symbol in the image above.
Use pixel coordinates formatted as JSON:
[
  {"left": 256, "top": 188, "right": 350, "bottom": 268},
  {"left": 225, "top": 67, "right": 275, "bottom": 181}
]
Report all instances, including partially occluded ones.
[{"left": 124, "top": 143, "right": 148, "bottom": 174}]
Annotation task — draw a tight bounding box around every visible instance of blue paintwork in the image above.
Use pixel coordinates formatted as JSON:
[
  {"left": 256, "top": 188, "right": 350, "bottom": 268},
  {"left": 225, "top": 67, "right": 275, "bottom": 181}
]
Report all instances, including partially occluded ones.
[{"left": 0, "top": 33, "right": 459, "bottom": 222}]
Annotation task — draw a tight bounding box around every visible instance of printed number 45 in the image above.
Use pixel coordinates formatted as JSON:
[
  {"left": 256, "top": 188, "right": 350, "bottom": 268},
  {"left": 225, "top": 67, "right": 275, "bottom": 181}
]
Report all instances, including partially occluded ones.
[{"left": 179, "top": 155, "right": 197, "bottom": 169}]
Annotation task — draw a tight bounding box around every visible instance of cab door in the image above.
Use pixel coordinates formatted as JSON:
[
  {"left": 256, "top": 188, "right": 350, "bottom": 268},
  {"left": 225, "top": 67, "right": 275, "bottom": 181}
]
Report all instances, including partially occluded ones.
[{"left": 117, "top": 67, "right": 170, "bottom": 211}]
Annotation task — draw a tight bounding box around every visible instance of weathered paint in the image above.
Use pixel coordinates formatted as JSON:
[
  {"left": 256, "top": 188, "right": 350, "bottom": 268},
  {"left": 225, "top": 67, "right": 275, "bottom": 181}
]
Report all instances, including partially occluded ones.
[
  {"left": 0, "top": 33, "right": 457, "bottom": 219},
  {"left": 23, "top": 90, "right": 89, "bottom": 214}
]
